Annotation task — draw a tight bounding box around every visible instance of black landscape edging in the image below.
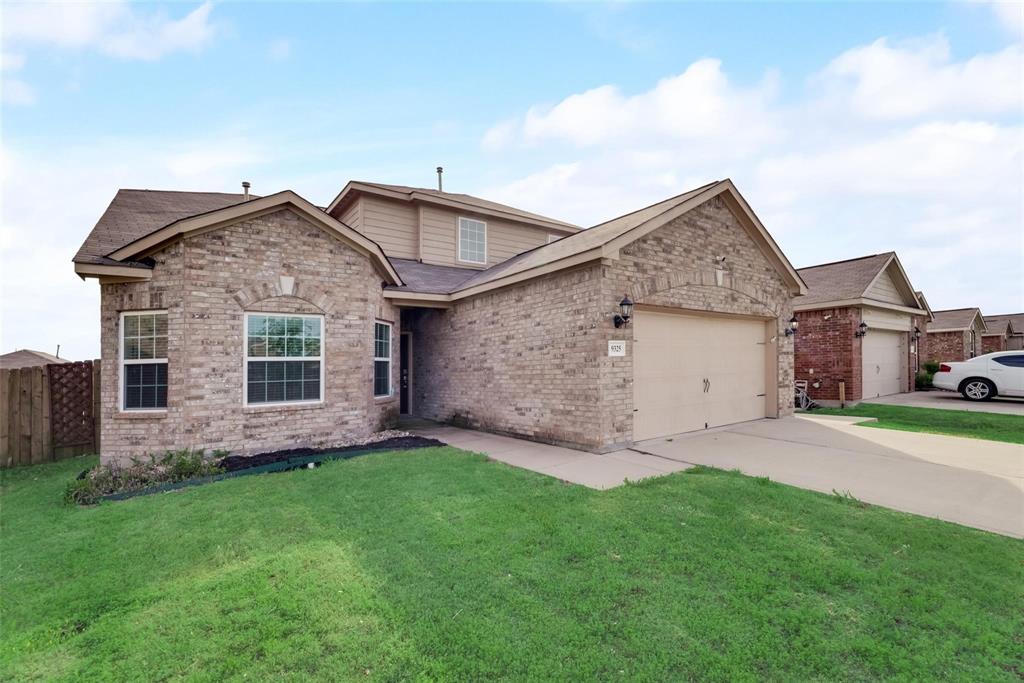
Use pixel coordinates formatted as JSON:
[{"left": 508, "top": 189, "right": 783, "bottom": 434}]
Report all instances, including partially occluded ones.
[{"left": 90, "top": 436, "right": 447, "bottom": 503}]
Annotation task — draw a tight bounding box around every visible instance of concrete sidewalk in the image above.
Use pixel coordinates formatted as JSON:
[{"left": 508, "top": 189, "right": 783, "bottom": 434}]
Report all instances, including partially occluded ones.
[
  {"left": 410, "top": 422, "right": 689, "bottom": 489},
  {"left": 410, "top": 416, "right": 1024, "bottom": 537}
]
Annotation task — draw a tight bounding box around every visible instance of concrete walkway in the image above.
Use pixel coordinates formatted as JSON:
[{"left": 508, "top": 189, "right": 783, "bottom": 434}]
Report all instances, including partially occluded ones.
[
  {"left": 411, "top": 416, "right": 1024, "bottom": 538},
  {"left": 411, "top": 422, "right": 689, "bottom": 489},
  {"left": 867, "top": 390, "right": 1024, "bottom": 415}
]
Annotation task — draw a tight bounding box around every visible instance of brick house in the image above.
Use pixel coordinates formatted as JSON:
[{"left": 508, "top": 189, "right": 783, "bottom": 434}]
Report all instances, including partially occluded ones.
[
  {"left": 983, "top": 313, "right": 1024, "bottom": 352},
  {"left": 925, "top": 308, "right": 987, "bottom": 363},
  {"left": 792, "top": 253, "right": 928, "bottom": 405},
  {"left": 74, "top": 179, "right": 805, "bottom": 464}
]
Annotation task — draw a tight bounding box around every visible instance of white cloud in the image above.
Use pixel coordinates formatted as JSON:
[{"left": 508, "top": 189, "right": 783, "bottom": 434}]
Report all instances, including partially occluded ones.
[
  {"left": 970, "top": 0, "right": 1024, "bottom": 35},
  {"left": 269, "top": 38, "right": 291, "bottom": 61},
  {"left": 816, "top": 35, "right": 1022, "bottom": 119},
  {"left": 478, "top": 37, "right": 1024, "bottom": 314},
  {"left": 1, "top": 53, "right": 26, "bottom": 71},
  {"left": 2, "top": 79, "right": 35, "bottom": 106},
  {"left": 2, "top": 1, "right": 216, "bottom": 61}
]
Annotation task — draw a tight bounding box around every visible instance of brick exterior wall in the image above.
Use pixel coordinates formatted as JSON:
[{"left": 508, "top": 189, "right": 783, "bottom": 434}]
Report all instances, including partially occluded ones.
[
  {"left": 793, "top": 308, "right": 863, "bottom": 402},
  {"left": 99, "top": 209, "right": 399, "bottom": 464},
  {"left": 924, "top": 330, "right": 971, "bottom": 363},
  {"left": 981, "top": 334, "right": 1006, "bottom": 354},
  {"left": 912, "top": 314, "right": 929, "bottom": 373},
  {"left": 406, "top": 196, "right": 795, "bottom": 452}
]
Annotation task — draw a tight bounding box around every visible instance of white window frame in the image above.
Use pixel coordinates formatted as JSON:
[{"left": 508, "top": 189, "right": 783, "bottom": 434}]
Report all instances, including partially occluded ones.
[
  {"left": 457, "top": 216, "right": 488, "bottom": 265},
  {"left": 547, "top": 234, "right": 560, "bottom": 244},
  {"left": 374, "top": 321, "right": 393, "bottom": 398},
  {"left": 119, "top": 310, "right": 169, "bottom": 413},
  {"left": 243, "top": 312, "right": 325, "bottom": 408}
]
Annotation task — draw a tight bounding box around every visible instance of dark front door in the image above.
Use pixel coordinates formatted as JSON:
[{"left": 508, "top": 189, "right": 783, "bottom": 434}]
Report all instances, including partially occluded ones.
[{"left": 400, "top": 333, "right": 411, "bottom": 414}]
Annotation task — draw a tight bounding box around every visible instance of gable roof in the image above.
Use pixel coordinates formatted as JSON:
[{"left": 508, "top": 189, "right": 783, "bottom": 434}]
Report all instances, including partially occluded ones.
[
  {"left": 0, "top": 349, "right": 68, "bottom": 369},
  {"left": 914, "top": 290, "right": 935, "bottom": 322},
  {"left": 74, "top": 190, "right": 256, "bottom": 266},
  {"left": 928, "top": 308, "right": 987, "bottom": 333},
  {"left": 984, "top": 313, "right": 1024, "bottom": 336},
  {"left": 327, "top": 181, "right": 581, "bottom": 234},
  {"left": 388, "top": 259, "right": 479, "bottom": 294},
  {"left": 794, "top": 252, "right": 924, "bottom": 313},
  {"left": 75, "top": 190, "right": 402, "bottom": 285},
  {"left": 385, "top": 179, "right": 806, "bottom": 299}
]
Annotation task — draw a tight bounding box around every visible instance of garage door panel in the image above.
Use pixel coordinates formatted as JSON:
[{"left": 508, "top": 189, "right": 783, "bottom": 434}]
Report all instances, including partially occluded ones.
[
  {"left": 633, "top": 310, "right": 767, "bottom": 440},
  {"left": 862, "top": 330, "right": 904, "bottom": 398}
]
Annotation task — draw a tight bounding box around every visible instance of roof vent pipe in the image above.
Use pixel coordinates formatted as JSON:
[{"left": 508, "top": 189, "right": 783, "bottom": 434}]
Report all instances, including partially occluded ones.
[
  {"left": 436, "top": 166, "right": 443, "bottom": 192},
  {"left": 242, "top": 181, "right": 251, "bottom": 201}
]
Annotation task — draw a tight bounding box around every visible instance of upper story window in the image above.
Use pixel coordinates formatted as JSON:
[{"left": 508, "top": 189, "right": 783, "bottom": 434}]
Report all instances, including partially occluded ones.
[
  {"left": 121, "top": 311, "right": 168, "bottom": 411},
  {"left": 458, "top": 217, "right": 487, "bottom": 265},
  {"left": 547, "top": 234, "right": 560, "bottom": 244},
  {"left": 245, "top": 313, "right": 323, "bottom": 406}
]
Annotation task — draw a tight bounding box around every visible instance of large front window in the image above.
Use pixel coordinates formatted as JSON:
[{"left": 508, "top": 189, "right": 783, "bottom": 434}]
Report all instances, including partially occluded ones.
[
  {"left": 121, "top": 311, "right": 168, "bottom": 410},
  {"left": 457, "top": 217, "right": 487, "bottom": 264},
  {"left": 245, "top": 313, "right": 323, "bottom": 405},
  {"left": 374, "top": 322, "right": 392, "bottom": 397}
]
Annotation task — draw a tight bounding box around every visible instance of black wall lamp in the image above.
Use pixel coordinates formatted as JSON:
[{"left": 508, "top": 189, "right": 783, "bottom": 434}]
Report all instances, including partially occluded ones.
[
  {"left": 784, "top": 315, "right": 799, "bottom": 336},
  {"left": 613, "top": 295, "right": 634, "bottom": 328},
  {"left": 855, "top": 322, "right": 869, "bottom": 337},
  {"left": 913, "top": 326, "right": 922, "bottom": 339}
]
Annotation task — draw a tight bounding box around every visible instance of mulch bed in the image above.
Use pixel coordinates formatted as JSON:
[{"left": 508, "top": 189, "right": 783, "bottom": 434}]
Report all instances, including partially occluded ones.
[{"left": 216, "top": 436, "right": 445, "bottom": 472}]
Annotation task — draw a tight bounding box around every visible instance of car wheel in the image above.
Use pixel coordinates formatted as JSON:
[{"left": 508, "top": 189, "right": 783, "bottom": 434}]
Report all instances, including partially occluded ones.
[{"left": 960, "top": 378, "right": 995, "bottom": 401}]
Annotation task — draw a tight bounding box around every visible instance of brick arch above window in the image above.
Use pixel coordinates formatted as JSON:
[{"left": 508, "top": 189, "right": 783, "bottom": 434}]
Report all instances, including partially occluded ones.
[{"left": 231, "top": 280, "right": 333, "bottom": 314}]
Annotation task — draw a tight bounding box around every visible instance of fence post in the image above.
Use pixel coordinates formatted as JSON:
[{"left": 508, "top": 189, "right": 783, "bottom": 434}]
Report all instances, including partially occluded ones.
[
  {"left": 93, "top": 359, "right": 101, "bottom": 455},
  {"left": 41, "top": 365, "right": 53, "bottom": 461},
  {"left": 0, "top": 369, "right": 9, "bottom": 467},
  {"left": 30, "top": 367, "right": 44, "bottom": 464}
]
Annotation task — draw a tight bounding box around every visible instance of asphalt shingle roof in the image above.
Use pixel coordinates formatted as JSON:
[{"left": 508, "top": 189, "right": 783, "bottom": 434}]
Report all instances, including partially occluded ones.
[
  {"left": 388, "top": 259, "right": 480, "bottom": 294},
  {"left": 795, "top": 253, "right": 894, "bottom": 306},
  {"left": 0, "top": 349, "right": 68, "bottom": 369},
  {"left": 74, "top": 189, "right": 253, "bottom": 265},
  {"left": 984, "top": 313, "right": 1024, "bottom": 335},
  {"left": 929, "top": 308, "right": 984, "bottom": 331}
]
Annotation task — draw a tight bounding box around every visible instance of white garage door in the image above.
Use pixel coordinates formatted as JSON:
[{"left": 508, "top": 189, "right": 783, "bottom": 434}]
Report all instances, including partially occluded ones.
[
  {"left": 633, "top": 310, "right": 767, "bottom": 441},
  {"left": 862, "top": 330, "right": 904, "bottom": 398}
]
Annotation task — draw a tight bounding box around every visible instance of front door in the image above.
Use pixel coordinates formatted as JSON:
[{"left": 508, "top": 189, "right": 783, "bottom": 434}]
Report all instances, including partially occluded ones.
[{"left": 400, "top": 333, "right": 411, "bottom": 414}]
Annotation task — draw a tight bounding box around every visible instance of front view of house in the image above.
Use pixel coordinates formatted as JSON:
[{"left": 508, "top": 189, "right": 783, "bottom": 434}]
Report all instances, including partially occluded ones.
[{"left": 74, "top": 179, "right": 806, "bottom": 464}]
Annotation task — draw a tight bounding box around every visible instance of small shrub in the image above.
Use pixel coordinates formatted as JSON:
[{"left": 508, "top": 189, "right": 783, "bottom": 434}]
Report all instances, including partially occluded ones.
[
  {"left": 923, "top": 361, "right": 941, "bottom": 374},
  {"left": 64, "top": 448, "right": 225, "bottom": 505},
  {"left": 915, "top": 371, "right": 934, "bottom": 390}
]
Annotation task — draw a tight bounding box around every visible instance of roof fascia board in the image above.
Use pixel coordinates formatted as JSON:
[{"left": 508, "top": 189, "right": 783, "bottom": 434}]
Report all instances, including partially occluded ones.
[
  {"left": 927, "top": 327, "right": 973, "bottom": 333},
  {"left": 794, "top": 297, "right": 927, "bottom": 315},
  {"left": 107, "top": 191, "right": 402, "bottom": 285},
  {"left": 450, "top": 247, "right": 605, "bottom": 300},
  {"left": 75, "top": 262, "right": 152, "bottom": 281},
  {"left": 406, "top": 191, "right": 578, "bottom": 233},
  {"left": 381, "top": 293, "right": 452, "bottom": 308}
]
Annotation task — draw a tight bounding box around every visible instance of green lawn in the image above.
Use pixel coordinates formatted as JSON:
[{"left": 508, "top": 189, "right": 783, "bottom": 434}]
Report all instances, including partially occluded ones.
[
  {"left": 814, "top": 403, "right": 1024, "bottom": 444},
  {"left": 2, "top": 450, "right": 1022, "bottom": 681}
]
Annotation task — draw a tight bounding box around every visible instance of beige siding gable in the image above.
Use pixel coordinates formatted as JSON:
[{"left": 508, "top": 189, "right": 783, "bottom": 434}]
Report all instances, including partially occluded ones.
[
  {"left": 339, "top": 199, "right": 362, "bottom": 231},
  {"left": 355, "top": 196, "right": 418, "bottom": 260},
  {"left": 864, "top": 266, "right": 910, "bottom": 306},
  {"left": 420, "top": 206, "right": 550, "bottom": 268}
]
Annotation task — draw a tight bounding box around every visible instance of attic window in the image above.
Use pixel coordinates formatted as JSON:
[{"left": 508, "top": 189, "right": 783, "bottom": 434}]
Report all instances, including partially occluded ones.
[{"left": 458, "top": 217, "right": 487, "bottom": 265}]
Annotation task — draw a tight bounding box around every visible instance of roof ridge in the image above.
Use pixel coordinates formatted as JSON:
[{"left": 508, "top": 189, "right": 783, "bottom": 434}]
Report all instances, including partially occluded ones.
[
  {"left": 932, "top": 307, "right": 980, "bottom": 313},
  {"left": 117, "top": 188, "right": 251, "bottom": 195},
  {"left": 586, "top": 180, "right": 722, "bottom": 231},
  {"left": 797, "top": 251, "right": 894, "bottom": 271}
]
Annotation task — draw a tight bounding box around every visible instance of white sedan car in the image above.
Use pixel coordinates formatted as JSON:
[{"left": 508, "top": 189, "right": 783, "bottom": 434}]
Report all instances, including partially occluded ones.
[{"left": 932, "top": 351, "right": 1024, "bottom": 401}]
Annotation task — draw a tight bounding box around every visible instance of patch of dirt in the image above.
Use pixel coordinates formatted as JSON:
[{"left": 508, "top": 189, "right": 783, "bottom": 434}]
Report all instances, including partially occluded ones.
[{"left": 216, "top": 435, "right": 447, "bottom": 473}]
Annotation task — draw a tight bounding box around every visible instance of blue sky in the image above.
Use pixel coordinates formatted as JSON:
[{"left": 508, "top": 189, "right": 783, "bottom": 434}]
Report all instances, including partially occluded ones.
[{"left": 2, "top": 1, "right": 1022, "bottom": 359}]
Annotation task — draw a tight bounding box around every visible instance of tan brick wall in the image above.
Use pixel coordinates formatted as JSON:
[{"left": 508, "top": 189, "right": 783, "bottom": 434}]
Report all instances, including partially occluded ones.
[
  {"left": 407, "top": 195, "right": 795, "bottom": 452},
  {"left": 981, "top": 334, "right": 1006, "bottom": 354},
  {"left": 99, "top": 209, "right": 398, "bottom": 464}
]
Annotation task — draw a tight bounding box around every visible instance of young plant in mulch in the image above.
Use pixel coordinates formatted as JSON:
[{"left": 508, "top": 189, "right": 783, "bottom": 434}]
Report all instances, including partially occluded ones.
[{"left": 64, "top": 448, "right": 227, "bottom": 506}]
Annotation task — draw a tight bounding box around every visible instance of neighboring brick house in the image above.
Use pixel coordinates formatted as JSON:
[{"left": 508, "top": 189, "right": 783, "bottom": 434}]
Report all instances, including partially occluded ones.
[
  {"left": 925, "top": 308, "right": 987, "bottom": 363},
  {"left": 983, "top": 313, "right": 1024, "bottom": 351},
  {"left": 74, "top": 179, "right": 806, "bottom": 464},
  {"left": 793, "top": 253, "right": 927, "bottom": 405}
]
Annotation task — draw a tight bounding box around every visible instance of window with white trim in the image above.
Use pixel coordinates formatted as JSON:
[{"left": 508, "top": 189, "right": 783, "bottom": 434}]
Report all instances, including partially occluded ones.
[
  {"left": 121, "top": 311, "right": 168, "bottom": 410},
  {"left": 547, "top": 234, "right": 560, "bottom": 244},
  {"left": 245, "top": 313, "right": 323, "bottom": 405},
  {"left": 374, "top": 322, "right": 392, "bottom": 397},
  {"left": 457, "top": 217, "right": 487, "bottom": 264}
]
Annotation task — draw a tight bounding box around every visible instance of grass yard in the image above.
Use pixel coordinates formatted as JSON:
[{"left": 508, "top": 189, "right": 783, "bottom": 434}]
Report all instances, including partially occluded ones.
[
  {"left": 2, "top": 449, "right": 1022, "bottom": 681},
  {"left": 814, "top": 403, "right": 1024, "bottom": 444}
]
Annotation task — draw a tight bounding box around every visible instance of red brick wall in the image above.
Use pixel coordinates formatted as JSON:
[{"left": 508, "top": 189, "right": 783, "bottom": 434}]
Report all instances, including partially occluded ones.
[
  {"left": 794, "top": 308, "right": 863, "bottom": 402},
  {"left": 981, "top": 334, "right": 1006, "bottom": 354},
  {"left": 925, "top": 330, "right": 969, "bottom": 363}
]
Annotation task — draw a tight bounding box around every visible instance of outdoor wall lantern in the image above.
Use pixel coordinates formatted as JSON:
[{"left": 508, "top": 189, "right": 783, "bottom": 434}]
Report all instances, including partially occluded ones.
[
  {"left": 913, "top": 326, "right": 922, "bottom": 340},
  {"left": 613, "top": 295, "right": 634, "bottom": 328},
  {"left": 784, "top": 315, "right": 799, "bottom": 336},
  {"left": 855, "top": 322, "right": 869, "bottom": 337}
]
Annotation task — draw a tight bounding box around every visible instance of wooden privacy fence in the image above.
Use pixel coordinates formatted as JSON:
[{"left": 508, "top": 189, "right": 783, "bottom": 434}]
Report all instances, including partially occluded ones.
[{"left": 0, "top": 360, "right": 101, "bottom": 468}]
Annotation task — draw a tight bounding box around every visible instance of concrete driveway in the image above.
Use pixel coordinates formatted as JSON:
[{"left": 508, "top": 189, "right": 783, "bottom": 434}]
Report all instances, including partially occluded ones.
[
  {"left": 635, "top": 415, "right": 1024, "bottom": 538},
  {"left": 866, "top": 390, "right": 1024, "bottom": 415}
]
